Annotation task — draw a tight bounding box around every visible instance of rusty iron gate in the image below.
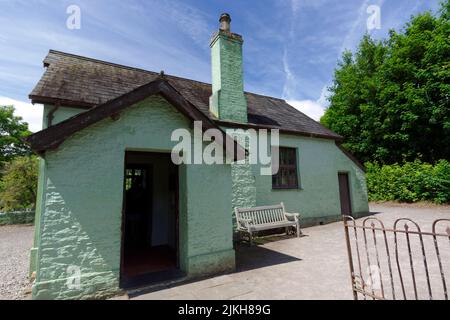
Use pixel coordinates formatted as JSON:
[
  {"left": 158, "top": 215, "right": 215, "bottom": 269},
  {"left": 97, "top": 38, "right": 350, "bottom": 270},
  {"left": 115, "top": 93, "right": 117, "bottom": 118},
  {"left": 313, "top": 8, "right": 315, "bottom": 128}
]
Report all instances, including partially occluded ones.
[{"left": 343, "top": 215, "right": 450, "bottom": 300}]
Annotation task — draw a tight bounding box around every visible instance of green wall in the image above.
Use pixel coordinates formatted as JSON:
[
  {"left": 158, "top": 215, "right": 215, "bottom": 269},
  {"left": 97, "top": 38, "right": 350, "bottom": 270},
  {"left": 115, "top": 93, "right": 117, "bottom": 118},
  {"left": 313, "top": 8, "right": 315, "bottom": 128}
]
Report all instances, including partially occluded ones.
[
  {"left": 43, "top": 105, "right": 83, "bottom": 127},
  {"left": 249, "top": 133, "right": 369, "bottom": 226},
  {"left": 181, "top": 162, "right": 234, "bottom": 277},
  {"left": 32, "top": 96, "right": 234, "bottom": 299},
  {"left": 30, "top": 105, "right": 85, "bottom": 277}
]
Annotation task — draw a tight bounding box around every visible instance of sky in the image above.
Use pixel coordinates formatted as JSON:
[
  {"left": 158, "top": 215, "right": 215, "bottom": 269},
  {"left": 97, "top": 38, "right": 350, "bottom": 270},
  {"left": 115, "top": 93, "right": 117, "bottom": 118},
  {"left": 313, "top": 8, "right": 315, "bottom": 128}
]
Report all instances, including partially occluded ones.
[{"left": 0, "top": 0, "right": 442, "bottom": 132}]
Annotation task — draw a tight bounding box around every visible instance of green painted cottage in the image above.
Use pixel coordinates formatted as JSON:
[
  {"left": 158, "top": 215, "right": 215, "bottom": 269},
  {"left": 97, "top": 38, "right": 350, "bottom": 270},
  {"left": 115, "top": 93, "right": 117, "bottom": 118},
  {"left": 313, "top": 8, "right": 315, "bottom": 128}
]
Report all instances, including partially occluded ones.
[{"left": 26, "top": 14, "right": 369, "bottom": 299}]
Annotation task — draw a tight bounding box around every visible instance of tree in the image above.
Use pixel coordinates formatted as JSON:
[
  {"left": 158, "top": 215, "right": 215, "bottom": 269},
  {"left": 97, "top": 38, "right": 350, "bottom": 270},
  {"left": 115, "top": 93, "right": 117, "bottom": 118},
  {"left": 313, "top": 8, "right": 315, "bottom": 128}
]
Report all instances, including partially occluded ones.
[
  {"left": 0, "top": 156, "right": 38, "bottom": 212},
  {"left": 0, "top": 105, "right": 31, "bottom": 166},
  {"left": 321, "top": 1, "right": 450, "bottom": 164}
]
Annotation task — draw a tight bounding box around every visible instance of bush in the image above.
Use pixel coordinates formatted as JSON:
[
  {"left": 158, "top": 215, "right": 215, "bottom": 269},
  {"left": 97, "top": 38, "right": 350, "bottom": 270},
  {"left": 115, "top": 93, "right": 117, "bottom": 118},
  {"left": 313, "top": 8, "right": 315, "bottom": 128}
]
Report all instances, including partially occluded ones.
[
  {"left": 0, "top": 156, "right": 38, "bottom": 211},
  {"left": 366, "top": 160, "right": 450, "bottom": 204},
  {"left": 0, "top": 210, "right": 35, "bottom": 225}
]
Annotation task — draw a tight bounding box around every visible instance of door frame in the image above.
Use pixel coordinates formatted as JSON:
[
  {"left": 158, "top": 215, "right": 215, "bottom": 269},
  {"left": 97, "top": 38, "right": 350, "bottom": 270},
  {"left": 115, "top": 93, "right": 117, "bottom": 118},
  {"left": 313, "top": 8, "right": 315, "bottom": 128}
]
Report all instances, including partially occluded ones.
[{"left": 119, "top": 151, "right": 180, "bottom": 287}]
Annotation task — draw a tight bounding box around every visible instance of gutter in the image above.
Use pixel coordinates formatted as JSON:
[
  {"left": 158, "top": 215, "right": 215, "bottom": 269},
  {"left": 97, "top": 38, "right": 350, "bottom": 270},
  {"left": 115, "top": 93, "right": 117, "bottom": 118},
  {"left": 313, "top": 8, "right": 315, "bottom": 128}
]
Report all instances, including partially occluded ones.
[{"left": 215, "top": 119, "right": 344, "bottom": 142}]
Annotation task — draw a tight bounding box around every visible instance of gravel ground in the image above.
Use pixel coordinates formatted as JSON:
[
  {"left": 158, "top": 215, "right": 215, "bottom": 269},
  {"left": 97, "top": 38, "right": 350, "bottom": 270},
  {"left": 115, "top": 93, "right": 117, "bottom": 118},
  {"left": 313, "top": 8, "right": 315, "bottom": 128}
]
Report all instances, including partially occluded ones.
[{"left": 0, "top": 225, "right": 34, "bottom": 300}]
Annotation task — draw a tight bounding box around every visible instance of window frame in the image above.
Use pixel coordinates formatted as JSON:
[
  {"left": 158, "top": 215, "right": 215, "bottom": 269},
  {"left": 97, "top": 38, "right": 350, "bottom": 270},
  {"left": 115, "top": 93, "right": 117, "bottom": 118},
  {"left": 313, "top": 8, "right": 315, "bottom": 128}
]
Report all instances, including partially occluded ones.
[{"left": 272, "top": 146, "right": 300, "bottom": 190}]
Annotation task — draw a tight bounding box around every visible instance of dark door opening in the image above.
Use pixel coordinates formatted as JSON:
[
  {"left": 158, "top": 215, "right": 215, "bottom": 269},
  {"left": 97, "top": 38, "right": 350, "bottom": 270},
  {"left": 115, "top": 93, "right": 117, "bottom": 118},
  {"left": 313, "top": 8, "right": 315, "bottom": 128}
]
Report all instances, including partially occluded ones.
[
  {"left": 338, "top": 172, "right": 352, "bottom": 216},
  {"left": 120, "top": 151, "right": 182, "bottom": 288}
]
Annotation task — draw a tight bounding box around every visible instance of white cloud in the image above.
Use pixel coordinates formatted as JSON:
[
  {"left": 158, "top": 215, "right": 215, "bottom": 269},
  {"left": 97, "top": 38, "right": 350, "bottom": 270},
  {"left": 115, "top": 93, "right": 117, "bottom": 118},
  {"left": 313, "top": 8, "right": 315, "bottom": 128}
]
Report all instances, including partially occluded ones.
[
  {"left": 282, "top": 48, "right": 297, "bottom": 99},
  {"left": 0, "top": 97, "right": 43, "bottom": 133},
  {"left": 317, "top": 85, "right": 330, "bottom": 107},
  {"left": 287, "top": 99, "right": 325, "bottom": 121},
  {"left": 339, "top": 0, "right": 386, "bottom": 54}
]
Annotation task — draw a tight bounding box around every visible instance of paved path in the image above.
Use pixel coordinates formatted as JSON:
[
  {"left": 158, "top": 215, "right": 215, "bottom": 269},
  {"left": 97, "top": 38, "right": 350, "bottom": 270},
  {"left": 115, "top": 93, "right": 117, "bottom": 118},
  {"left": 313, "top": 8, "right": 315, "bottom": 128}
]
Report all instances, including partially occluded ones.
[
  {"left": 0, "top": 225, "right": 34, "bottom": 300},
  {"left": 132, "top": 204, "right": 450, "bottom": 300},
  {"left": 0, "top": 204, "right": 448, "bottom": 300}
]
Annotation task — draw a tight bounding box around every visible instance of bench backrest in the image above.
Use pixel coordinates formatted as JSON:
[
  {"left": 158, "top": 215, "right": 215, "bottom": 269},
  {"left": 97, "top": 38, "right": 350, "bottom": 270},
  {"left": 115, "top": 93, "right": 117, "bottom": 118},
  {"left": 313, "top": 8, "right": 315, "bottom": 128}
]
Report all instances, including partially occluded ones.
[{"left": 235, "top": 203, "right": 286, "bottom": 226}]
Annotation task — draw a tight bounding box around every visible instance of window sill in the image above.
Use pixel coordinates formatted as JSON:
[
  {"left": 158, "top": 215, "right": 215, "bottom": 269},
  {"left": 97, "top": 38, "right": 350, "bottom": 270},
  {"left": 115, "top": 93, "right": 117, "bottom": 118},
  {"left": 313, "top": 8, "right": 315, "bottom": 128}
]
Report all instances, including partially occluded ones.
[{"left": 272, "top": 187, "right": 303, "bottom": 191}]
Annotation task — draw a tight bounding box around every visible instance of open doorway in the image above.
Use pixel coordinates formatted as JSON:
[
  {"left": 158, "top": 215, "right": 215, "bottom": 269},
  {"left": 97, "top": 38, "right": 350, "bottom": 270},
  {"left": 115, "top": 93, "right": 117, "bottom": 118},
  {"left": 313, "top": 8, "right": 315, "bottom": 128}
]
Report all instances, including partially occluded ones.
[
  {"left": 120, "top": 151, "right": 181, "bottom": 288},
  {"left": 338, "top": 172, "right": 352, "bottom": 217}
]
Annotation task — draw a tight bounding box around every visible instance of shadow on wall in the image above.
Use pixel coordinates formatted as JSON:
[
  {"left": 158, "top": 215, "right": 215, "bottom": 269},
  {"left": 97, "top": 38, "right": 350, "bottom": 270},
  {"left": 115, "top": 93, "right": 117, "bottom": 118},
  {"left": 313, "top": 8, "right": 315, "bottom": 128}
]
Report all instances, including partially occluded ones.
[{"left": 34, "top": 176, "right": 122, "bottom": 299}]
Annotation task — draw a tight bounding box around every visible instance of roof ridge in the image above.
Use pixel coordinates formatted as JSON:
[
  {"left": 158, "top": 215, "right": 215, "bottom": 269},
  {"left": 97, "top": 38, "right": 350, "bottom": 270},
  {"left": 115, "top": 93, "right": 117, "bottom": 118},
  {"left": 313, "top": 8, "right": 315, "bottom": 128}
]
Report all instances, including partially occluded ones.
[
  {"left": 245, "top": 92, "right": 285, "bottom": 101},
  {"left": 47, "top": 49, "right": 286, "bottom": 102}
]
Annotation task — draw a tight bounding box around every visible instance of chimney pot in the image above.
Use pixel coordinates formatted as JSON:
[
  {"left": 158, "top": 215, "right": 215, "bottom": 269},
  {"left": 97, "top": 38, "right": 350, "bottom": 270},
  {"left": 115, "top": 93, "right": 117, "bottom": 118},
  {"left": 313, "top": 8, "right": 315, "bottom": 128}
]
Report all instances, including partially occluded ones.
[{"left": 219, "top": 13, "right": 231, "bottom": 32}]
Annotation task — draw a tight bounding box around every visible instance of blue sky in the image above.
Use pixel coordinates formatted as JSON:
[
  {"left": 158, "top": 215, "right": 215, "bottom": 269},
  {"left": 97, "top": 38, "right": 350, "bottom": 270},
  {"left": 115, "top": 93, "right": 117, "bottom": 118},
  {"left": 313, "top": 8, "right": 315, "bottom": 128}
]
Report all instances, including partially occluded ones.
[{"left": 0, "top": 0, "right": 442, "bottom": 131}]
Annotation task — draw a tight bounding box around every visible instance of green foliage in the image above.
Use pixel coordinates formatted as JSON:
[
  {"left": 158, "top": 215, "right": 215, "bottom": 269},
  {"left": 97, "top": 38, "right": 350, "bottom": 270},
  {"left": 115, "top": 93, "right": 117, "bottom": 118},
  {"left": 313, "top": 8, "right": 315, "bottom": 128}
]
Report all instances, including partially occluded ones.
[
  {"left": 0, "top": 210, "right": 35, "bottom": 226},
  {"left": 0, "top": 105, "right": 31, "bottom": 166},
  {"left": 321, "top": 1, "right": 450, "bottom": 164},
  {"left": 0, "top": 156, "right": 38, "bottom": 211},
  {"left": 366, "top": 160, "right": 450, "bottom": 204}
]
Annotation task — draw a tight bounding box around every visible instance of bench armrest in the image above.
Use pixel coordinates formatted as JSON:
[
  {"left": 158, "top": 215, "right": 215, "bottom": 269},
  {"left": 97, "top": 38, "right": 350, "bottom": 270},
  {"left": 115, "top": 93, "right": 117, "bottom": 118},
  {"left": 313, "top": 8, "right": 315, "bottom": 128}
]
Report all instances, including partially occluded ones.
[
  {"left": 285, "top": 212, "right": 300, "bottom": 222},
  {"left": 238, "top": 218, "right": 253, "bottom": 229}
]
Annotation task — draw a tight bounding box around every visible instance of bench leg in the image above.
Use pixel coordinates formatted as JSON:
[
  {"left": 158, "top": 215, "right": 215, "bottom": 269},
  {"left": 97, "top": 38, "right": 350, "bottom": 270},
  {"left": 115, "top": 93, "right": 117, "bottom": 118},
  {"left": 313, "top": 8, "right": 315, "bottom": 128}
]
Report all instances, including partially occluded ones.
[
  {"left": 237, "top": 231, "right": 243, "bottom": 242},
  {"left": 296, "top": 222, "right": 302, "bottom": 237}
]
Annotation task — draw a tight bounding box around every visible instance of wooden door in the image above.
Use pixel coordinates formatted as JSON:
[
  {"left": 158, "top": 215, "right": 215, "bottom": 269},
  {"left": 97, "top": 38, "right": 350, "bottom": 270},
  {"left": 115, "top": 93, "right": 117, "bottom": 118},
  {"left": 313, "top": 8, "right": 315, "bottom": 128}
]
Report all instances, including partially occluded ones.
[{"left": 338, "top": 173, "right": 352, "bottom": 216}]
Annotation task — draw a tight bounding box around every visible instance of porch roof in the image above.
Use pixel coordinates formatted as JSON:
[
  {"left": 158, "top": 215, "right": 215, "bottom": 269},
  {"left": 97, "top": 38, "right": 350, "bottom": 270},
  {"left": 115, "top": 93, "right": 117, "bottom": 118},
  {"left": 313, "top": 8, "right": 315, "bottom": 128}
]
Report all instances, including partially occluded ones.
[{"left": 25, "top": 78, "right": 247, "bottom": 161}]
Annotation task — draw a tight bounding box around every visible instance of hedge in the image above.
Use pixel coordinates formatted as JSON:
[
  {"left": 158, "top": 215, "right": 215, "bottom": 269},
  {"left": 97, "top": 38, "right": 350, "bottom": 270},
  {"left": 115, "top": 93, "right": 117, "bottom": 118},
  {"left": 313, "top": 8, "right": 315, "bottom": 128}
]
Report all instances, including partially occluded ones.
[
  {"left": 366, "top": 160, "right": 450, "bottom": 204},
  {"left": 0, "top": 210, "right": 35, "bottom": 225}
]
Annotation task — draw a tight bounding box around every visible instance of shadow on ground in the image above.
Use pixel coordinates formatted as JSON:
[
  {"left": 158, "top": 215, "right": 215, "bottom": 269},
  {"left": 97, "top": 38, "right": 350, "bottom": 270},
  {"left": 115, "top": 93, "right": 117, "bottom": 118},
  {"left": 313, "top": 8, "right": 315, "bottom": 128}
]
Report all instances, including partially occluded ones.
[
  {"left": 236, "top": 236, "right": 302, "bottom": 272},
  {"left": 128, "top": 235, "right": 302, "bottom": 298}
]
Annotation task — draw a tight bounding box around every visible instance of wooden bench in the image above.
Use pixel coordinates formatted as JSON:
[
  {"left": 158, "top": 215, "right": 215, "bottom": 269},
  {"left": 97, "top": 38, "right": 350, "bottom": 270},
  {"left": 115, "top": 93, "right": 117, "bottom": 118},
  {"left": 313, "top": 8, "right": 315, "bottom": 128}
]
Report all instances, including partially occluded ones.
[{"left": 235, "top": 203, "right": 302, "bottom": 245}]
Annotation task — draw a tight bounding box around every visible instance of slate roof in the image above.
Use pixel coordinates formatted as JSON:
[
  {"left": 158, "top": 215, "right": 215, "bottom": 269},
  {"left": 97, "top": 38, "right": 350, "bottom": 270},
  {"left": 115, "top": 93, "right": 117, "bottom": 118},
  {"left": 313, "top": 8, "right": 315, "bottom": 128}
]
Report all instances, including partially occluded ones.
[
  {"left": 26, "top": 79, "right": 247, "bottom": 162},
  {"left": 30, "top": 50, "right": 343, "bottom": 141}
]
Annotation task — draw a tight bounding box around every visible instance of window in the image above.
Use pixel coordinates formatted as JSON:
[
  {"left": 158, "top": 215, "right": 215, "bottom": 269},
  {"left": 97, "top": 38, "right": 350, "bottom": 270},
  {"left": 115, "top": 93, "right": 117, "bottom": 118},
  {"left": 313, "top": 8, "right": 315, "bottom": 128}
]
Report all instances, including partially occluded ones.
[
  {"left": 272, "top": 147, "right": 299, "bottom": 189},
  {"left": 125, "top": 167, "right": 147, "bottom": 191}
]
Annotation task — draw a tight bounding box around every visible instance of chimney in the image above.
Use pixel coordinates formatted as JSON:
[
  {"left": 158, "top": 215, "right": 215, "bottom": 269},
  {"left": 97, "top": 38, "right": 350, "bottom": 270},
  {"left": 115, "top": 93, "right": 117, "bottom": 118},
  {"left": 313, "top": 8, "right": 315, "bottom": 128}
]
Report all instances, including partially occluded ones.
[{"left": 209, "top": 13, "right": 248, "bottom": 123}]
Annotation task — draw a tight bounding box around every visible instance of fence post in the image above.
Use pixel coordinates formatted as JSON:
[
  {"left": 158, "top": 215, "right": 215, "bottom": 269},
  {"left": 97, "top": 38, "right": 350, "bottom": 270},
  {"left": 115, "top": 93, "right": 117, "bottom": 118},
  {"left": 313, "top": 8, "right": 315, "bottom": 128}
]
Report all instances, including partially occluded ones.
[{"left": 343, "top": 215, "right": 358, "bottom": 300}]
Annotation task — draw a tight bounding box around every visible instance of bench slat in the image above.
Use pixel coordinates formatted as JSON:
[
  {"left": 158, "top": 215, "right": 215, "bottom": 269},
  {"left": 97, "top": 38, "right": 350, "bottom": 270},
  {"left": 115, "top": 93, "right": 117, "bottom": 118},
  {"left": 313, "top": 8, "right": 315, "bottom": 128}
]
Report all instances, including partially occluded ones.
[
  {"left": 235, "top": 203, "right": 301, "bottom": 245},
  {"left": 278, "top": 209, "right": 284, "bottom": 222},
  {"left": 237, "top": 204, "right": 286, "bottom": 212},
  {"left": 238, "top": 209, "right": 289, "bottom": 224},
  {"left": 236, "top": 204, "right": 297, "bottom": 227}
]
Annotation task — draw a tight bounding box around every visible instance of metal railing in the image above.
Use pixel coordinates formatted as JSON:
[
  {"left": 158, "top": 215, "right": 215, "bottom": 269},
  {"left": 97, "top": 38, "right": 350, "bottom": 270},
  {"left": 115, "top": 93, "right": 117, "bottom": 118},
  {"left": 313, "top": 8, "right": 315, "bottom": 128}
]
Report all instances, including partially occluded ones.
[{"left": 343, "top": 215, "right": 450, "bottom": 300}]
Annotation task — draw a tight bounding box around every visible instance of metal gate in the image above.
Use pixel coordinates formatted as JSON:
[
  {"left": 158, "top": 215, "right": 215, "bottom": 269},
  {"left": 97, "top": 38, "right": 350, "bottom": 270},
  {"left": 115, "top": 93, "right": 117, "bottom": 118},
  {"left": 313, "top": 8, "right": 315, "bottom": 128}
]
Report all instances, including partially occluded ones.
[{"left": 343, "top": 215, "right": 450, "bottom": 300}]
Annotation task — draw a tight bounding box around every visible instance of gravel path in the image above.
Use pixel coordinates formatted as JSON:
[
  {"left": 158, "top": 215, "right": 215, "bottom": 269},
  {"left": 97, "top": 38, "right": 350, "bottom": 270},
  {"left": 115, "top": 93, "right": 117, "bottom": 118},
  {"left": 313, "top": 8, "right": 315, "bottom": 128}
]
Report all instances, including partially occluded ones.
[{"left": 0, "top": 225, "right": 34, "bottom": 300}]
